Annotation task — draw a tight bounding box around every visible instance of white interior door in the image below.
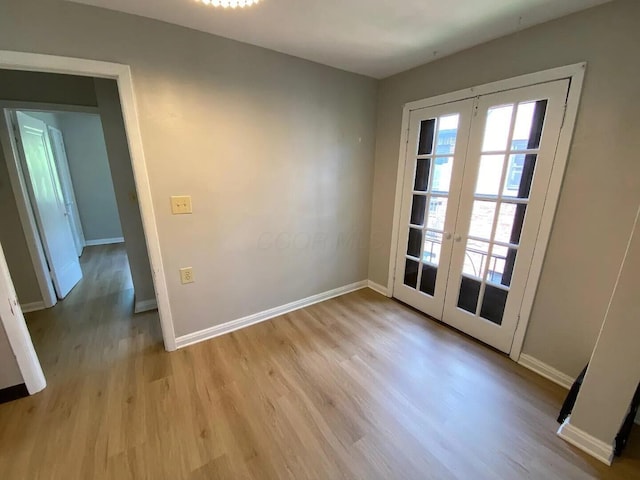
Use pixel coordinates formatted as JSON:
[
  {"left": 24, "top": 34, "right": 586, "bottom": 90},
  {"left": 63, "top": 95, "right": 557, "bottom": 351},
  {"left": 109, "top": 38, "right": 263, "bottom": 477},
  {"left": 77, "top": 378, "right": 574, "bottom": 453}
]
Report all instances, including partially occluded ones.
[
  {"left": 393, "top": 99, "right": 474, "bottom": 318},
  {"left": 47, "top": 125, "right": 85, "bottom": 256},
  {"left": 442, "top": 80, "right": 569, "bottom": 353},
  {"left": 394, "top": 80, "right": 569, "bottom": 353},
  {"left": 14, "top": 112, "right": 83, "bottom": 299}
]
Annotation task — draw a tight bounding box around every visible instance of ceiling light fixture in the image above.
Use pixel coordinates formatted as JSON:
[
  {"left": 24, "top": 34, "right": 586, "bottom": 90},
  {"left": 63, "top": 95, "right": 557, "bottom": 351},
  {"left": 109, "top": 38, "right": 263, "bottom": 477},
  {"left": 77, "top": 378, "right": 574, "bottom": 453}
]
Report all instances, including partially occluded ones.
[{"left": 199, "top": 0, "right": 261, "bottom": 8}]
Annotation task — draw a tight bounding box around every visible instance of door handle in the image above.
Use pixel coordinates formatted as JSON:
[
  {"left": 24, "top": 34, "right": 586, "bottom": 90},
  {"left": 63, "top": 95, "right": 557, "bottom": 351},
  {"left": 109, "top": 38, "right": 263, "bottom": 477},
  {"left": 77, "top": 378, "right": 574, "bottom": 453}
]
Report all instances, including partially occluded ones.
[
  {"left": 444, "top": 232, "right": 452, "bottom": 240},
  {"left": 454, "top": 234, "right": 462, "bottom": 242}
]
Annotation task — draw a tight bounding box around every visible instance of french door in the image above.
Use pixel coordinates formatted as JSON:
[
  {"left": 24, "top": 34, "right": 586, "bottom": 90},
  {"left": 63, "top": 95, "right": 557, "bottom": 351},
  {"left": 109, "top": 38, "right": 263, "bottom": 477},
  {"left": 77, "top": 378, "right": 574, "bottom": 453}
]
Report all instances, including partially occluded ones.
[
  {"left": 393, "top": 99, "right": 474, "bottom": 316},
  {"left": 393, "top": 79, "right": 569, "bottom": 353}
]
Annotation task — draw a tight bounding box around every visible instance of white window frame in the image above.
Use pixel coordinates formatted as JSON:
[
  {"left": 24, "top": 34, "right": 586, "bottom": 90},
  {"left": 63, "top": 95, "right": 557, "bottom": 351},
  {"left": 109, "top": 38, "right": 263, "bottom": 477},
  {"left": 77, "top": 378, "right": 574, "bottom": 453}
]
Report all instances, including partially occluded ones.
[{"left": 387, "top": 63, "right": 586, "bottom": 361}]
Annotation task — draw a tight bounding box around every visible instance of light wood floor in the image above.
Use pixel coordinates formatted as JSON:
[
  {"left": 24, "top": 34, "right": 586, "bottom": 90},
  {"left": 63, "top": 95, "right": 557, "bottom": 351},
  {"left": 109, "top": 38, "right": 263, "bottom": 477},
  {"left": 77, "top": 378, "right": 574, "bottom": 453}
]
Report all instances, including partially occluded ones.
[{"left": 0, "top": 245, "right": 638, "bottom": 479}]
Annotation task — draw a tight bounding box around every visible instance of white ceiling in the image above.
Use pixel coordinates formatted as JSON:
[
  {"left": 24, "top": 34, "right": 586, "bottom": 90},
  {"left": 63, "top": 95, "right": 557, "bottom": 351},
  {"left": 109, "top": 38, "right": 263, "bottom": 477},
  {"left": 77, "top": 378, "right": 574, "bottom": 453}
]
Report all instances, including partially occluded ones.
[{"left": 69, "top": 0, "right": 609, "bottom": 78}]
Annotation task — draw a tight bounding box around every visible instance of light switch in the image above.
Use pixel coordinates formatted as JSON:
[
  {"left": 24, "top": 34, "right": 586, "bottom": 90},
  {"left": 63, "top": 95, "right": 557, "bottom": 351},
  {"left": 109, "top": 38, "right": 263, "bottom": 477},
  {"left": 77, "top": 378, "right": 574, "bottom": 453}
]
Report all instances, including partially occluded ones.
[{"left": 171, "top": 195, "right": 192, "bottom": 214}]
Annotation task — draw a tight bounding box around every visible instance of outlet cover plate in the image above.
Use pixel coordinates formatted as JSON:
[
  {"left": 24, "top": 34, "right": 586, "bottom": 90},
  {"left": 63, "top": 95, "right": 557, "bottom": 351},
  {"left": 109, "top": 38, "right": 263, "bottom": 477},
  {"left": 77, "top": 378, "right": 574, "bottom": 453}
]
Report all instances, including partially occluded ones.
[
  {"left": 179, "top": 267, "right": 194, "bottom": 284},
  {"left": 171, "top": 196, "right": 192, "bottom": 214}
]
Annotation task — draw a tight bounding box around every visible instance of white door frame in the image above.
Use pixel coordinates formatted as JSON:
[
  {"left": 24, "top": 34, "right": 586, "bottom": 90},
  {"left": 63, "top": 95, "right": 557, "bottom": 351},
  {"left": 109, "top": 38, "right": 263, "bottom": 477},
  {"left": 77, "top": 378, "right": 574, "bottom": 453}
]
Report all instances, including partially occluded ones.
[
  {"left": 387, "top": 63, "right": 586, "bottom": 362},
  {"left": 0, "top": 51, "right": 176, "bottom": 396}
]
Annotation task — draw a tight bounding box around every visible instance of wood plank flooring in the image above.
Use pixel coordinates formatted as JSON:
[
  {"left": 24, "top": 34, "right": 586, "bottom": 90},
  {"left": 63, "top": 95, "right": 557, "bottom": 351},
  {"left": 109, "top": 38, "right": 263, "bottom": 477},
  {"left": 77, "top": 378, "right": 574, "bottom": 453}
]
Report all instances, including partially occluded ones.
[{"left": 0, "top": 244, "right": 638, "bottom": 479}]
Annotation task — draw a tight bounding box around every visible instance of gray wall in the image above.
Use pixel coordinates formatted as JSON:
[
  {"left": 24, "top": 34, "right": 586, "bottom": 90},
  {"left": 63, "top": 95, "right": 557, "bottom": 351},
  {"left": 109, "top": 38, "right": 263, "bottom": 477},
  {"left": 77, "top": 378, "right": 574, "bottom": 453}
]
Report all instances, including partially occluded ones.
[
  {"left": 0, "top": 69, "right": 97, "bottom": 106},
  {"left": 0, "top": 321, "right": 22, "bottom": 389},
  {"left": 94, "top": 79, "right": 155, "bottom": 304},
  {"left": 0, "top": 0, "right": 378, "bottom": 337},
  {"left": 56, "top": 112, "right": 123, "bottom": 242},
  {"left": 26, "top": 111, "right": 62, "bottom": 130},
  {"left": 570, "top": 205, "right": 640, "bottom": 444},
  {"left": 15, "top": 110, "right": 122, "bottom": 242},
  {"left": 369, "top": 0, "right": 640, "bottom": 377},
  {"left": 0, "top": 145, "right": 41, "bottom": 305}
]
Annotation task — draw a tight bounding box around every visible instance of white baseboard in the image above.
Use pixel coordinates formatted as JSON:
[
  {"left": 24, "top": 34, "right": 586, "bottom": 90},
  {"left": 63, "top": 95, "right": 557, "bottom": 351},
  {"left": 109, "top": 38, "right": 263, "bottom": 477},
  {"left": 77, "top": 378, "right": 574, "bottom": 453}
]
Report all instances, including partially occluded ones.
[
  {"left": 367, "top": 280, "right": 390, "bottom": 297},
  {"left": 84, "top": 237, "right": 124, "bottom": 246},
  {"left": 518, "top": 353, "right": 575, "bottom": 390},
  {"left": 519, "top": 354, "right": 640, "bottom": 426},
  {"left": 557, "top": 417, "right": 614, "bottom": 465},
  {"left": 20, "top": 301, "right": 46, "bottom": 313},
  {"left": 134, "top": 298, "right": 157, "bottom": 313},
  {"left": 175, "top": 280, "right": 368, "bottom": 349}
]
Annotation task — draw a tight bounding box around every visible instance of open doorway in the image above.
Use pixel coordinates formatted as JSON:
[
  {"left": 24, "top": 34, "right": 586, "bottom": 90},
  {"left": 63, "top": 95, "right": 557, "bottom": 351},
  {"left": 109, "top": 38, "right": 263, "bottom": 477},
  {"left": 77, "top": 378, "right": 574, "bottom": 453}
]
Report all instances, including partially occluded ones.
[
  {"left": 0, "top": 62, "right": 171, "bottom": 398},
  {"left": 6, "top": 108, "right": 131, "bottom": 307}
]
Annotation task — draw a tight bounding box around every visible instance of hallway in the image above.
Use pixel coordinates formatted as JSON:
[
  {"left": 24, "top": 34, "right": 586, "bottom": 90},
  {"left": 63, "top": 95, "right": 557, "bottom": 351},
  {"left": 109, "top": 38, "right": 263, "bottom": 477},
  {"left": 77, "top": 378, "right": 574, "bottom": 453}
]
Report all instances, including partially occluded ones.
[
  {"left": 24, "top": 244, "right": 162, "bottom": 382},
  {"left": 0, "top": 244, "right": 164, "bottom": 478}
]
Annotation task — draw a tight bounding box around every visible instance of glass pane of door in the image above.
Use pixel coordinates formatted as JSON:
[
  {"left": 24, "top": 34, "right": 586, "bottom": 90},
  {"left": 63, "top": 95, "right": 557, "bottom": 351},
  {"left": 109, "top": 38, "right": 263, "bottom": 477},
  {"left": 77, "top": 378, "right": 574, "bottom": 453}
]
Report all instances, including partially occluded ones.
[
  {"left": 395, "top": 99, "right": 475, "bottom": 319},
  {"left": 456, "top": 97, "right": 548, "bottom": 325},
  {"left": 401, "top": 113, "right": 461, "bottom": 294}
]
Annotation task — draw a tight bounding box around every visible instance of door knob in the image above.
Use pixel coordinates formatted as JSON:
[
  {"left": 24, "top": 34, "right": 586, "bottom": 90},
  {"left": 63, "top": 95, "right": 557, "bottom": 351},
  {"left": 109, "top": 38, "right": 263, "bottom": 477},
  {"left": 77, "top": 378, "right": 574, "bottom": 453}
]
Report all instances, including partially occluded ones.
[
  {"left": 444, "top": 232, "right": 452, "bottom": 240},
  {"left": 454, "top": 234, "right": 462, "bottom": 242}
]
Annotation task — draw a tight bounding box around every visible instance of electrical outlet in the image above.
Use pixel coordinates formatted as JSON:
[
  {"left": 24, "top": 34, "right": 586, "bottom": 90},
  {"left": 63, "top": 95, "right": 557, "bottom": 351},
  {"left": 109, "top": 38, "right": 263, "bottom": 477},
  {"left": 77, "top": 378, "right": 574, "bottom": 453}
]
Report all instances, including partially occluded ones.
[
  {"left": 180, "top": 267, "right": 194, "bottom": 284},
  {"left": 171, "top": 195, "right": 192, "bottom": 214}
]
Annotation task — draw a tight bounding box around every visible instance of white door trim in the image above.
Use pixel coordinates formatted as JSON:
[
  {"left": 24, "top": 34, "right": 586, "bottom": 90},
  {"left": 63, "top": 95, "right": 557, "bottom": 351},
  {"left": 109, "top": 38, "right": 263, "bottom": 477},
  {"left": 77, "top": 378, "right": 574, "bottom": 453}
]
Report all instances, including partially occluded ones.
[
  {"left": 0, "top": 51, "right": 177, "bottom": 360},
  {"left": 387, "top": 63, "right": 586, "bottom": 361}
]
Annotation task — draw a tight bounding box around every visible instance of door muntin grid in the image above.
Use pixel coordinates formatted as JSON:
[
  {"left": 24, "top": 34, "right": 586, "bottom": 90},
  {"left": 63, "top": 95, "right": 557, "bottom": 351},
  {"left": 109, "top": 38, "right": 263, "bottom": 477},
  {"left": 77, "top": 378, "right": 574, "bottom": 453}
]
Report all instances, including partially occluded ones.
[
  {"left": 404, "top": 114, "right": 460, "bottom": 296},
  {"left": 456, "top": 99, "right": 548, "bottom": 325}
]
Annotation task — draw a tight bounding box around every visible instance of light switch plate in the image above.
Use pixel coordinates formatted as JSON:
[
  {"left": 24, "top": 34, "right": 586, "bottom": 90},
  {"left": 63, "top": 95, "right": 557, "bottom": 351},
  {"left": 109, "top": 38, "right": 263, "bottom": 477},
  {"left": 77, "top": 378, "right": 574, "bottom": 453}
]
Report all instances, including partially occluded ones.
[{"left": 171, "top": 195, "right": 192, "bottom": 214}]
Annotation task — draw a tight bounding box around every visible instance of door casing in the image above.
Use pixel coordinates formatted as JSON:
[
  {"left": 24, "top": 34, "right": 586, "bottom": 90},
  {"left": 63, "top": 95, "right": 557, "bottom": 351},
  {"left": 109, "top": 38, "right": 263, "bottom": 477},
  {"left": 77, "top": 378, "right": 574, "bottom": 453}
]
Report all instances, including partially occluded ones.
[{"left": 387, "top": 63, "right": 586, "bottom": 361}]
